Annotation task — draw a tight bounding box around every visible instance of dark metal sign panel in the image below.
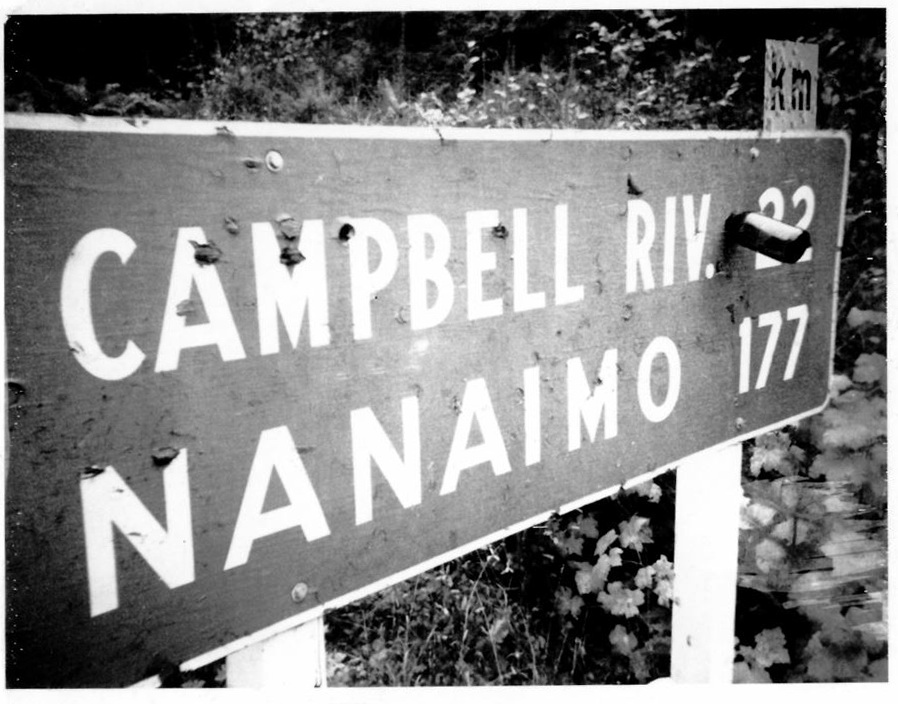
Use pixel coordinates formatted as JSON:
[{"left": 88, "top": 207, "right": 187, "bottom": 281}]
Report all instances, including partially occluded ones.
[{"left": 4, "top": 116, "right": 847, "bottom": 686}]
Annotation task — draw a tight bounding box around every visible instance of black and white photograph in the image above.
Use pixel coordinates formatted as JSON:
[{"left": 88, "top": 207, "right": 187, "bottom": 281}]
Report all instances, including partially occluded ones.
[{"left": 2, "top": 1, "right": 889, "bottom": 693}]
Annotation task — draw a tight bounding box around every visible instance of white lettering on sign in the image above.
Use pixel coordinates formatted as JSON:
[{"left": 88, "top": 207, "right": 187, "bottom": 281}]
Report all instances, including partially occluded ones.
[
  {"left": 61, "top": 182, "right": 825, "bottom": 617},
  {"left": 441, "top": 377, "right": 512, "bottom": 495},
  {"left": 625, "top": 194, "right": 712, "bottom": 293},
  {"left": 63, "top": 202, "right": 589, "bottom": 382},
  {"left": 512, "top": 208, "right": 548, "bottom": 313},
  {"left": 523, "top": 365, "right": 542, "bottom": 466},
  {"left": 408, "top": 213, "right": 455, "bottom": 331},
  {"left": 224, "top": 426, "right": 330, "bottom": 570},
  {"left": 60, "top": 228, "right": 147, "bottom": 380},
  {"left": 755, "top": 185, "right": 816, "bottom": 268},
  {"left": 156, "top": 227, "right": 246, "bottom": 372},
  {"left": 466, "top": 210, "right": 504, "bottom": 321},
  {"left": 348, "top": 218, "right": 400, "bottom": 341},
  {"left": 683, "top": 194, "right": 712, "bottom": 282},
  {"left": 566, "top": 350, "right": 619, "bottom": 451},
  {"left": 738, "top": 304, "right": 809, "bottom": 393},
  {"left": 77, "top": 317, "right": 817, "bottom": 614},
  {"left": 636, "top": 336, "right": 682, "bottom": 423},
  {"left": 80, "top": 450, "right": 193, "bottom": 617},
  {"left": 554, "top": 204, "right": 584, "bottom": 305},
  {"left": 253, "top": 220, "right": 331, "bottom": 352},
  {"left": 352, "top": 396, "right": 422, "bottom": 525}
]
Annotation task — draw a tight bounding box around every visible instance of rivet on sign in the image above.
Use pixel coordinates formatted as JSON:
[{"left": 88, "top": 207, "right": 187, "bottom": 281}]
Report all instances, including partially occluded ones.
[
  {"left": 291, "top": 582, "right": 309, "bottom": 603},
  {"left": 491, "top": 223, "right": 509, "bottom": 239},
  {"left": 735, "top": 417, "right": 746, "bottom": 431},
  {"left": 750, "top": 147, "right": 760, "bottom": 160},
  {"left": 265, "top": 150, "right": 284, "bottom": 172},
  {"left": 338, "top": 223, "right": 355, "bottom": 241}
]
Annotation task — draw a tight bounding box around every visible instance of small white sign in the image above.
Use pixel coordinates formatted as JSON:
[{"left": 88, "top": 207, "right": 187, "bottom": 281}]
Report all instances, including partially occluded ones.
[{"left": 764, "top": 40, "right": 818, "bottom": 132}]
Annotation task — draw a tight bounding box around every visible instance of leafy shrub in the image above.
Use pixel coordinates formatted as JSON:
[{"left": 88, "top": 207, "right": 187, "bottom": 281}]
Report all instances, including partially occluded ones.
[{"left": 327, "top": 473, "right": 676, "bottom": 685}]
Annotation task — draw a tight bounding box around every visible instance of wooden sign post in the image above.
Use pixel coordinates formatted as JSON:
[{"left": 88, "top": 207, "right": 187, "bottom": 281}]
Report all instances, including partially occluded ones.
[{"left": 5, "top": 112, "right": 846, "bottom": 687}]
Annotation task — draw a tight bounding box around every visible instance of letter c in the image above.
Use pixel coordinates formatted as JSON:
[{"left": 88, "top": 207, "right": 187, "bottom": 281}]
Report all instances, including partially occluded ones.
[{"left": 61, "top": 228, "right": 145, "bottom": 380}]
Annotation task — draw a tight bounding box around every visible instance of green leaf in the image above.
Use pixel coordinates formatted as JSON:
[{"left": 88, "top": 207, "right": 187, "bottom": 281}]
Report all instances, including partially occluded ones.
[
  {"left": 594, "top": 528, "right": 618, "bottom": 556},
  {"left": 579, "top": 515, "right": 600, "bottom": 539},
  {"left": 734, "top": 660, "right": 772, "bottom": 683},
  {"left": 608, "top": 624, "right": 638, "bottom": 655},
  {"left": 754, "top": 538, "right": 786, "bottom": 574},
  {"left": 852, "top": 352, "right": 887, "bottom": 386},
  {"left": 846, "top": 307, "right": 887, "bottom": 328},
  {"left": 751, "top": 628, "right": 791, "bottom": 668},
  {"left": 558, "top": 532, "right": 585, "bottom": 556},
  {"left": 598, "top": 581, "right": 645, "bottom": 618},
  {"left": 618, "top": 516, "right": 653, "bottom": 552},
  {"left": 820, "top": 396, "right": 887, "bottom": 449},
  {"left": 556, "top": 586, "right": 585, "bottom": 618},
  {"left": 809, "top": 450, "right": 872, "bottom": 483}
]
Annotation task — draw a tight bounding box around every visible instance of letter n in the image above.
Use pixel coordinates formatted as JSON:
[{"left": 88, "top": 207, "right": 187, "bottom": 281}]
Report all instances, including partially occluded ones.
[{"left": 80, "top": 451, "right": 194, "bottom": 617}]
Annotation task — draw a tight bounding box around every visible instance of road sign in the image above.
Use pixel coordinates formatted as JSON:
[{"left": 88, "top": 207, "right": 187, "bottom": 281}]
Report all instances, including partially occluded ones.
[
  {"left": 4, "top": 115, "right": 848, "bottom": 686},
  {"left": 764, "top": 39, "right": 819, "bottom": 132}
]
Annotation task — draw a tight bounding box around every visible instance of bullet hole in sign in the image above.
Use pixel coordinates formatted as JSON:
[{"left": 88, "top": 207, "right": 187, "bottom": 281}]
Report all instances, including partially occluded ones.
[
  {"left": 81, "top": 465, "right": 105, "bottom": 478},
  {"left": 277, "top": 216, "right": 301, "bottom": 240},
  {"left": 491, "top": 223, "right": 509, "bottom": 239},
  {"left": 7, "top": 381, "right": 26, "bottom": 403},
  {"left": 223, "top": 216, "right": 240, "bottom": 235},
  {"left": 176, "top": 299, "right": 197, "bottom": 317},
  {"left": 151, "top": 447, "right": 179, "bottom": 467},
  {"left": 189, "top": 240, "right": 222, "bottom": 265},
  {"left": 627, "top": 174, "right": 644, "bottom": 197},
  {"left": 338, "top": 223, "right": 355, "bottom": 241},
  {"left": 280, "top": 247, "right": 306, "bottom": 267}
]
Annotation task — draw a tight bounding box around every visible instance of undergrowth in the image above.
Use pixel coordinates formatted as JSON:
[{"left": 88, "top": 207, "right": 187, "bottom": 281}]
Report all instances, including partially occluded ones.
[{"left": 326, "top": 473, "right": 676, "bottom": 685}]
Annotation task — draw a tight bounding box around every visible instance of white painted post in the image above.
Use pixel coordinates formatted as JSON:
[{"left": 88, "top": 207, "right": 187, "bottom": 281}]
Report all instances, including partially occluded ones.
[
  {"left": 669, "top": 443, "right": 743, "bottom": 683},
  {"left": 226, "top": 615, "right": 327, "bottom": 688}
]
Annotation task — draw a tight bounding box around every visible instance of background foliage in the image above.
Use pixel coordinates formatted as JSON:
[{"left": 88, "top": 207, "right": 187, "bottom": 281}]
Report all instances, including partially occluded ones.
[{"left": 5, "top": 8, "right": 886, "bottom": 686}]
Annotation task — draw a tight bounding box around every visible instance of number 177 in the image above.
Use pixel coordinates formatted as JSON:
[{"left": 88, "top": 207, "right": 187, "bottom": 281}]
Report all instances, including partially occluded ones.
[{"left": 738, "top": 304, "right": 809, "bottom": 393}]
